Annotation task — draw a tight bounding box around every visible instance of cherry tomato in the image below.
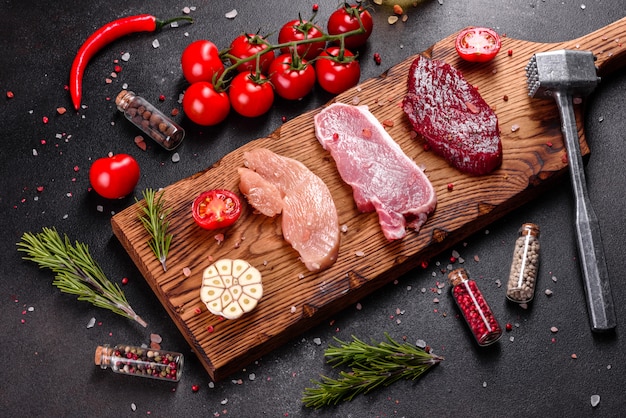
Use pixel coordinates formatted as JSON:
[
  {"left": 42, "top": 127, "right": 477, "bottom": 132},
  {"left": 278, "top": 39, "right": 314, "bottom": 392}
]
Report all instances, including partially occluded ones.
[
  {"left": 268, "top": 53, "right": 316, "bottom": 100},
  {"left": 278, "top": 19, "right": 325, "bottom": 60},
  {"left": 327, "top": 4, "right": 373, "bottom": 50},
  {"left": 455, "top": 27, "right": 502, "bottom": 63},
  {"left": 229, "top": 34, "right": 275, "bottom": 74},
  {"left": 229, "top": 72, "right": 274, "bottom": 118},
  {"left": 181, "top": 40, "right": 225, "bottom": 84},
  {"left": 192, "top": 189, "right": 242, "bottom": 230},
  {"left": 89, "top": 153, "right": 140, "bottom": 199},
  {"left": 183, "top": 81, "right": 230, "bottom": 126},
  {"left": 315, "top": 47, "right": 360, "bottom": 95}
]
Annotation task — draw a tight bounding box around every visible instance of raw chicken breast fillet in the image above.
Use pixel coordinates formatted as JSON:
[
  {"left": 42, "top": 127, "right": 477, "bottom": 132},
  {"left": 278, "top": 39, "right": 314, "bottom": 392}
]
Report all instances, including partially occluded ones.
[
  {"left": 239, "top": 148, "right": 340, "bottom": 272},
  {"left": 314, "top": 103, "right": 437, "bottom": 240}
]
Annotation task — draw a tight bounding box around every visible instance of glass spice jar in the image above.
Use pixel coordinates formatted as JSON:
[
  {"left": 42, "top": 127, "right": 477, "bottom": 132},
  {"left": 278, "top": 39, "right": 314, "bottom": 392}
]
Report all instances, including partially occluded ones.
[
  {"left": 95, "top": 344, "right": 184, "bottom": 381},
  {"left": 449, "top": 268, "right": 502, "bottom": 346},
  {"left": 506, "top": 223, "right": 540, "bottom": 304},
  {"left": 115, "top": 90, "right": 185, "bottom": 150}
]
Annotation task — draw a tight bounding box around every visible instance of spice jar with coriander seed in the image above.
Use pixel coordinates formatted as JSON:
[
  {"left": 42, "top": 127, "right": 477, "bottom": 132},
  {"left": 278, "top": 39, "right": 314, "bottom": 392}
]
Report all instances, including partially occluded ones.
[
  {"left": 115, "top": 90, "right": 185, "bottom": 150},
  {"left": 505, "top": 223, "right": 540, "bottom": 304},
  {"left": 448, "top": 268, "right": 502, "bottom": 346}
]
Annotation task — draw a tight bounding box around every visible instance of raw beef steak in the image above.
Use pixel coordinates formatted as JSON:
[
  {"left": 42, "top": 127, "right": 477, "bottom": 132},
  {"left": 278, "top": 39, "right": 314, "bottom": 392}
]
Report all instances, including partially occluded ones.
[{"left": 402, "top": 55, "right": 502, "bottom": 175}]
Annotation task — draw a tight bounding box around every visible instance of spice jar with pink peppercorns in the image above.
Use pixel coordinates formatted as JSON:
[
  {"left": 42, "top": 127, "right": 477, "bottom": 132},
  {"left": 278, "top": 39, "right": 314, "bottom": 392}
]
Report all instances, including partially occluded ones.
[{"left": 448, "top": 268, "right": 503, "bottom": 346}]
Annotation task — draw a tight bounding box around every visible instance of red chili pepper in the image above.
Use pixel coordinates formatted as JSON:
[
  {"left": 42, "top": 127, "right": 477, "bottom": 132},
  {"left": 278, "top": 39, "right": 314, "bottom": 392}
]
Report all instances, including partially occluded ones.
[{"left": 69, "top": 14, "right": 192, "bottom": 110}]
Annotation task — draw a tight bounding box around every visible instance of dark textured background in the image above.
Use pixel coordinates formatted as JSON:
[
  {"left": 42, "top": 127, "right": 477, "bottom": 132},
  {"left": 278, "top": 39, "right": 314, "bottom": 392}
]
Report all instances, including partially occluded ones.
[{"left": 1, "top": 1, "right": 625, "bottom": 416}]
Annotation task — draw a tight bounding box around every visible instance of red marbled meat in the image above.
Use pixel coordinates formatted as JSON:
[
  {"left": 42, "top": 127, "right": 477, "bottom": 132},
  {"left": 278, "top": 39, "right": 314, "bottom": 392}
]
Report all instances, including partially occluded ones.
[
  {"left": 238, "top": 148, "right": 340, "bottom": 272},
  {"left": 314, "top": 103, "right": 437, "bottom": 241},
  {"left": 402, "top": 55, "right": 502, "bottom": 175}
]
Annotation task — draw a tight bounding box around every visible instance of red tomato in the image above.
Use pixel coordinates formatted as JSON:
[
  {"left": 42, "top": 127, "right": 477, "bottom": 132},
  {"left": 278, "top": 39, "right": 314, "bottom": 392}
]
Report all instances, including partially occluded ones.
[
  {"left": 181, "top": 40, "right": 225, "bottom": 84},
  {"left": 89, "top": 153, "right": 140, "bottom": 199},
  {"left": 183, "top": 82, "right": 230, "bottom": 126},
  {"left": 268, "top": 53, "right": 315, "bottom": 100},
  {"left": 229, "top": 72, "right": 274, "bottom": 118},
  {"left": 315, "top": 47, "right": 360, "bottom": 95},
  {"left": 455, "top": 27, "right": 502, "bottom": 63},
  {"left": 327, "top": 4, "right": 373, "bottom": 50},
  {"left": 229, "top": 34, "right": 275, "bottom": 74},
  {"left": 278, "top": 19, "right": 325, "bottom": 60},
  {"left": 192, "top": 189, "right": 242, "bottom": 230}
]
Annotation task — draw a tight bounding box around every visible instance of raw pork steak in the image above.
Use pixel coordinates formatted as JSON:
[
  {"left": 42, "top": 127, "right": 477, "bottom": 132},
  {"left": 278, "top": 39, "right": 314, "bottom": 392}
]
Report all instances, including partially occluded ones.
[
  {"left": 402, "top": 55, "right": 502, "bottom": 175},
  {"left": 314, "top": 103, "right": 437, "bottom": 241},
  {"left": 238, "top": 148, "right": 340, "bottom": 272}
]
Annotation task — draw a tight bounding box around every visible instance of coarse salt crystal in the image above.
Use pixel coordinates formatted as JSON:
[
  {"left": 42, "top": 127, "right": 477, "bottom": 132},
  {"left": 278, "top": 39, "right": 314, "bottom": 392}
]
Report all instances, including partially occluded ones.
[
  {"left": 355, "top": 250, "right": 365, "bottom": 257},
  {"left": 550, "top": 326, "right": 559, "bottom": 333},
  {"left": 172, "top": 152, "right": 180, "bottom": 163},
  {"left": 121, "top": 52, "right": 130, "bottom": 61},
  {"left": 590, "top": 394, "right": 600, "bottom": 407},
  {"left": 86, "top": 317, "right": 96, "bottom": 328},
  {"left": 183, "top": 267, "right": 191, "bottom": 277},
  {"left": 152, "top": 39, "right": 160, "bottom": 48},
  {"left": 225, "top": 9, "right": 238, "bottom": 19},
  {"left": 313, "top": 338, "right": 322, "bottom": 346}
]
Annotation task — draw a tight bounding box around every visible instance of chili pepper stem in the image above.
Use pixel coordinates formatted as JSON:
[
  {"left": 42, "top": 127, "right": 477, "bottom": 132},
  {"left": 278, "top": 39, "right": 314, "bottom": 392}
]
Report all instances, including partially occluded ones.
[{"left": 155, "top": 16, "right": 194, "bottom": 31}]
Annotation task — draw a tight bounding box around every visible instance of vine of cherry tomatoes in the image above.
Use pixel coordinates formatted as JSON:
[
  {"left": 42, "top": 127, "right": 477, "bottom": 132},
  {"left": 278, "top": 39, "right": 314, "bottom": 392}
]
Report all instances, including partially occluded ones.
[{"left": 181, "top": 4, "right": 373, "bottom": 126}]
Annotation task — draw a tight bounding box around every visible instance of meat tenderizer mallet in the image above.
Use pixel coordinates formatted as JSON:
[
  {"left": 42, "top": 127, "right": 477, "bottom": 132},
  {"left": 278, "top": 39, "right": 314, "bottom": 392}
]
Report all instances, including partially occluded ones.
[{"left": 525, "top": 49, "right": 616, "bottom": 332}]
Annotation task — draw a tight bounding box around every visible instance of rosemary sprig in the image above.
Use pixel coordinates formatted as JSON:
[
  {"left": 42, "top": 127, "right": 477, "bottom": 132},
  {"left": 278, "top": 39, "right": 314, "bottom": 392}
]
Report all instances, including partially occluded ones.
[
  {"left": 17, "top": 227, "right": 147, "bottom": 327},
  {"left": 137, "top": 188, "right": 173, "bottom": 272},
  {"left": 302, "top": 333, "right": 443, "bottom": 409}
]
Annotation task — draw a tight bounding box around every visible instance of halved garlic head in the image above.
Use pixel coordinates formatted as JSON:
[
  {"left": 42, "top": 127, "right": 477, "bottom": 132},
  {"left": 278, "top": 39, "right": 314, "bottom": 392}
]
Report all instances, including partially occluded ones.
[{"left": 200, "top": 259, "right": 263, "bottom": 319}]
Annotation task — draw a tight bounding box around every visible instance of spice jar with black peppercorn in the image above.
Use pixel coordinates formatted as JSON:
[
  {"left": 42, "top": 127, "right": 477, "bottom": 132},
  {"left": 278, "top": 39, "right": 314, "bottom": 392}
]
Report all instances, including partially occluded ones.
[
  {"left": 506, "top": 223, "right": 540, "bottom": 304},
  {"left": 95, "top": 344, "right": 184, "bottom": 381},
  {"left": 449, "top": 268, "right": 502, "bottom": 346},
  {"left": 116, "top": 90, "right": 185, "bottom": 150}
]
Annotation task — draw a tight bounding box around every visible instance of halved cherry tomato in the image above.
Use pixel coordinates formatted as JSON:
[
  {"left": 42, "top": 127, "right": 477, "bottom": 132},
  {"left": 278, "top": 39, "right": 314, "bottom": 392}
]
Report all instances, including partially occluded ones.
[
  {"left": 268, "top": 53, "right": 316, "bottom": 100},
  {"left": 278, "top": 19, "right": 325, "bottom": 60},
  {"left": 455, "top": 27, "right": 501, "bottom": 63},
  {"left": 315, "top": 47, "right": 360, "bottom": 95},
  {"left": 327, "top": 4, "right": 373, "bottom": 50},
  {"left": 181, "top": 40, "right": 225, "bottom": 84},
  {"left": 229, "top": 34, "right": 275, "bottom": 74},
  {"left": 89, "top": 153, "right": 140, "bottom": 199},
  {"left": 229, "top": 72, "right": 274, "bottom": 117},
  {"left": 192, "top": 189, "right": 242, "bottom": 230}
]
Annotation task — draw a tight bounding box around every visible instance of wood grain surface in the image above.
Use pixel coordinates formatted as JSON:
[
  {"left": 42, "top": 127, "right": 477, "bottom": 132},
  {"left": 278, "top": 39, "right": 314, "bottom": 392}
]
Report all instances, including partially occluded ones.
[{"left": 112, "top": 17, "right": 626, "bottom": 381}]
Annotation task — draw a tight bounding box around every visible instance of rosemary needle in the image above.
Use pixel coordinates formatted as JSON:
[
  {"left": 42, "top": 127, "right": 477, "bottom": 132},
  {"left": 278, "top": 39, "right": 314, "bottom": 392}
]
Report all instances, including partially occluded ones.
[
  {"left": 302, "top": 333, "right": 443, "bottom": 408},
  {"left": 137, "top": 188, "right": 173, "bottom": 272},
  {"left": 17, "top": 227, "right": 147, "bottom": 327}
]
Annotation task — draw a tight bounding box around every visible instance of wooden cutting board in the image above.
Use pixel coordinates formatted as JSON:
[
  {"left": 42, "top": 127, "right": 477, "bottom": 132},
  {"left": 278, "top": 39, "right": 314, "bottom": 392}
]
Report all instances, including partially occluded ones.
[{"left": 112, "top": 17, "right": 626, "bottom": 381}]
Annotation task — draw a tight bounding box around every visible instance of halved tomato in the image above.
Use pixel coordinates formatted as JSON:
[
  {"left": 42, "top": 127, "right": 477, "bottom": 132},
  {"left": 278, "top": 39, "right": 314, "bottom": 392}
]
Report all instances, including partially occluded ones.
[
  {"left": 455, "top": 27, "right": 501, "bottom": 63},
  {"left": 192, "top": 189, "right": 242, "bottom": 230}
]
